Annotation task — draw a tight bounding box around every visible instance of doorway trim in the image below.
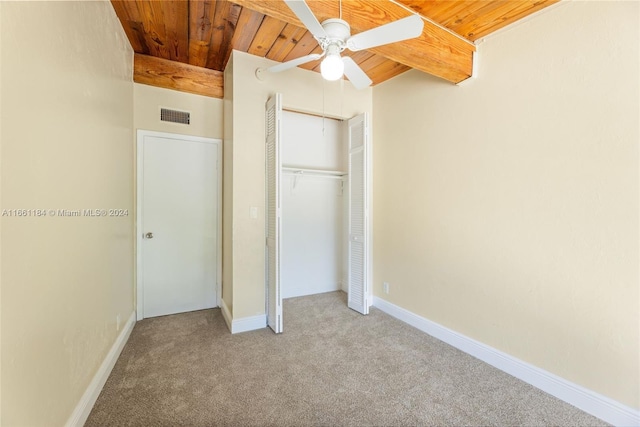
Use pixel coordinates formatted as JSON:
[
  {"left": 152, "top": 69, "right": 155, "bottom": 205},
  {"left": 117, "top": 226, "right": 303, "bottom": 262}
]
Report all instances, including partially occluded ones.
[{"left": 136, "top": 130, "right": 223, "bottom": 320}]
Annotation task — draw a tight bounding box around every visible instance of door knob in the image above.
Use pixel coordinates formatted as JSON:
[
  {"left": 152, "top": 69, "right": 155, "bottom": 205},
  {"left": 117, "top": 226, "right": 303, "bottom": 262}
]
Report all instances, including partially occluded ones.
[{"left": 145, "top": 232, "right": 154, "bottom": 239}]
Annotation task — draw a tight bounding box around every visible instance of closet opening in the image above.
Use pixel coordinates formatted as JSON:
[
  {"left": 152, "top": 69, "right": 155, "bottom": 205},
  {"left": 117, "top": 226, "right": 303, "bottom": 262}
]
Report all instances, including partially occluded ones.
[
  {"left": 281, "top": 110, "right": 348, "bottom": 302},
  {"left": 265, "top": 93, "right": 369, "bottom": 334}
]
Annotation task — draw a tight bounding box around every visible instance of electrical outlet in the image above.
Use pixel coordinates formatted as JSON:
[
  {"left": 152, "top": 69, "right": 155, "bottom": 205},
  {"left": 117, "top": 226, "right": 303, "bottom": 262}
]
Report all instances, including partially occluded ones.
[
  {"left": 116, "top": 314, "right": 121, "bottom": 332},
  {"left": 383, "top": 282, "right": 390, "bottom": 294}
]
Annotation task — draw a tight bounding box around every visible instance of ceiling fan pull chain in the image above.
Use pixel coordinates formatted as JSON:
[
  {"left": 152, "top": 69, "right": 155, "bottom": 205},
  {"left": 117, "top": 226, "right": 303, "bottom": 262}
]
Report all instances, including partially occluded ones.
[
  {"left": 322, "top": 77, "right": 327, "bottom": 137},
  {"left": 340, "top": 78, "right": 344, "bottom": 118}
]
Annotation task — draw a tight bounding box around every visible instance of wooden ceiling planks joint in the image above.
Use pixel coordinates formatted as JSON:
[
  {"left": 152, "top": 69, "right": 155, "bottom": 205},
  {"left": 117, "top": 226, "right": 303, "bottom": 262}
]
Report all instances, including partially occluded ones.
[
  {"left": 113, "top": 0, "right": 560, "bottom": 99},
  {"left": 188, "top": 0, "right": 217, "bottom": 67},
  {"left": 205, "top": 1, "right": 242, "bottom": 70},
  {"left": 247, "top": 16, "right": 287, "bottom": 58},
  {"left": 111, "top": 1, "right": 146, "bottom": 54},
  {"left": 265, "top": 23, "right": 310, "bottom": 63},
  {"left": 225, "top": 7, "right": 265, "bottom": 66},
  {"left": 162, "top": 0, "right": 189, "bottom": 63}
]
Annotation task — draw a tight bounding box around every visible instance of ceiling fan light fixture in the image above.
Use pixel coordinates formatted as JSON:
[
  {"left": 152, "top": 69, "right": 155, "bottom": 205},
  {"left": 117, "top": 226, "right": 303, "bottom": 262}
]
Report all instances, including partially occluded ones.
[
  {"left": 320, "top": 45, "right": 344, "bottom": 81},
  {"left": 321, "top": 53, "right": 344, "bottom": 81}
]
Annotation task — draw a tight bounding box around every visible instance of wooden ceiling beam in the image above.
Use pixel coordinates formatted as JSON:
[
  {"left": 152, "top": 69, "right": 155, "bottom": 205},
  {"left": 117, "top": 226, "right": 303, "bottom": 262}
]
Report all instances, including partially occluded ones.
[
  {"left": 230, "top": 0, "right": 475, "bottom": 83},
  {"left": 134, "top": 53, "right": 224, "bottom": 98}
]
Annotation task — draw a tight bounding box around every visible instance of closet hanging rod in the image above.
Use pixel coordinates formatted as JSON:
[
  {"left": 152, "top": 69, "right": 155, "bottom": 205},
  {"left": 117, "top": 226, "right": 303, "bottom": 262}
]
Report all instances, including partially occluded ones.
[{"left": 282, "top": 167, "right": 347, "bottom": 177}]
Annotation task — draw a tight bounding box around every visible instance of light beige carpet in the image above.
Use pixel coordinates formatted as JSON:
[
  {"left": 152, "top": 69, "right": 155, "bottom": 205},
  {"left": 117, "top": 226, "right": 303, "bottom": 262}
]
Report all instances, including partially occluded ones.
[{"left": 86, "top": 291, "right": 607, "bottom": 426}]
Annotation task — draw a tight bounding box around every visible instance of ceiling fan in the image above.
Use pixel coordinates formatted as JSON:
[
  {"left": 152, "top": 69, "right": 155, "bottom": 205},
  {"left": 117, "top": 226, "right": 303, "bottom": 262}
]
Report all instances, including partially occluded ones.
[{"left": 256, "top": 0, "right": 424, "bottom": 90}]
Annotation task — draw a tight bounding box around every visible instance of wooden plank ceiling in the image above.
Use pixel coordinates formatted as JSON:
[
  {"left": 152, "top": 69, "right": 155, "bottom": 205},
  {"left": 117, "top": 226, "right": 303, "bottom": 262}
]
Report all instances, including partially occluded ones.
[{"left": 111, "top": 0, "right": 559, "bottom": 98}]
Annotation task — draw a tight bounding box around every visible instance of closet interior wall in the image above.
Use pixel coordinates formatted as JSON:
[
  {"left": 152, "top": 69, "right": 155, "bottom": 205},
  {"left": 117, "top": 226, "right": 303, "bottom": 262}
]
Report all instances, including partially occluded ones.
[{"left": 281, "top": 110, "right": 347, "bottom": 299}]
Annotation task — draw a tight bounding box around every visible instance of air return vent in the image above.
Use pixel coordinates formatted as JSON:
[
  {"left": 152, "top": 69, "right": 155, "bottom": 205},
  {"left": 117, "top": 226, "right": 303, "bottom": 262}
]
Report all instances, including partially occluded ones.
[{"left": 160, "top": 108, "right": 190, "bottom": 125}]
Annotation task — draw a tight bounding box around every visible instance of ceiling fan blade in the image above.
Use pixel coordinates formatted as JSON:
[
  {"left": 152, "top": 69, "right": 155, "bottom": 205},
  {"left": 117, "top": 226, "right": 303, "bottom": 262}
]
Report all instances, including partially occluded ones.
[
  {"left": 342, "top": 56, "right": 372, "bottom": 90},
  {"left": 284, "top": 0, "right": 327, "bottom": 39},
  {"left": 266, "top": 53, "right": 325, "bottom": 73},
  {"left": 346, "top": 14, "right": 424, "bottom": 52}
]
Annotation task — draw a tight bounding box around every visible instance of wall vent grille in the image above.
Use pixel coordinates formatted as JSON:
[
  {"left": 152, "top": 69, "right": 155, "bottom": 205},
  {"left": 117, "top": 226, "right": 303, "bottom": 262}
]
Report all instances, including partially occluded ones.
[{"left": 160, "top": 108, "right": 190, "bottom": 125}]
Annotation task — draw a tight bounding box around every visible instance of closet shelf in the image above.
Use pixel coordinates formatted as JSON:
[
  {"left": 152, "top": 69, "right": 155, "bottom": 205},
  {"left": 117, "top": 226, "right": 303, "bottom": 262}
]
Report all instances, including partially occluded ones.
[{"left": 282, "top": 167, "right": 347, "bottom": 177}]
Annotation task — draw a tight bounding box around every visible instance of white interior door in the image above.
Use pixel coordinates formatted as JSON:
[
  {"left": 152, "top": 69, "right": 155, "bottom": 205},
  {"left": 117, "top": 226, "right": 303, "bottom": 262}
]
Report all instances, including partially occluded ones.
[
  {"left": 266, "top": 94, "right": 283, "bottom": 333},
  {"left": 347, "top": 113, "right": 369, "bottom": 315},
  {"left": 138, "top": 131, "right": 219, "bottom": 319}
]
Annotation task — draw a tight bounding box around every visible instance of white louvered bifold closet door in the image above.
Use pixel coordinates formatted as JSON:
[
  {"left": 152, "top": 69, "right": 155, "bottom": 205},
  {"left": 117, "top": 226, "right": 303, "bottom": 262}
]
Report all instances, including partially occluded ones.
[
  {"left": 266, "top": 94, "right": 283, "bottom": 333},
  {"left": 347, "top": 113, "right": 369, "bottom": 315}
]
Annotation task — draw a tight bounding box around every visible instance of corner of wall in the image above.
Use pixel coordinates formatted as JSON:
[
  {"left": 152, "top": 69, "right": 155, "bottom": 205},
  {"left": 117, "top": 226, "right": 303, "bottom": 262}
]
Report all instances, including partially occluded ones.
[{"left": 222, "top": 51, "right": 234, "bottom": 318}]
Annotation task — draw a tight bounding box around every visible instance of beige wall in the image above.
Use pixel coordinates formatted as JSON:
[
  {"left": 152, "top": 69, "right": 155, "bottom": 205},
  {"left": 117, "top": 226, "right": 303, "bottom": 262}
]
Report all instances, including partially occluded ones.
[
  {"left": 134, "top": 83, "right": 223, "bottom": 139},
  {"left": 227, "top": 51, "right": 372, "bottom": 319},
  {"left": 0, "top": 2, "right": 134, "bottom": 425},
  {"left": 372, "top": 1, "right": 639, "bottom": 410}
]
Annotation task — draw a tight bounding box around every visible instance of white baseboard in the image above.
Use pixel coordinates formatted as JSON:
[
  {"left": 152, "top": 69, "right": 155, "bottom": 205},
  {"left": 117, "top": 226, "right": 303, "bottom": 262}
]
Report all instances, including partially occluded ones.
[
  {"left": 65, "top": 311, "right": 136, "bottom": 427},
  {"left": 231, "top": 313, "right": 267, "bottom": 334},
  {"left": 220, "top": 298, "right": 266, "bottom": 334},
  {"left": 372, "top": 297, "right": 640, "bottom": 427}
]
